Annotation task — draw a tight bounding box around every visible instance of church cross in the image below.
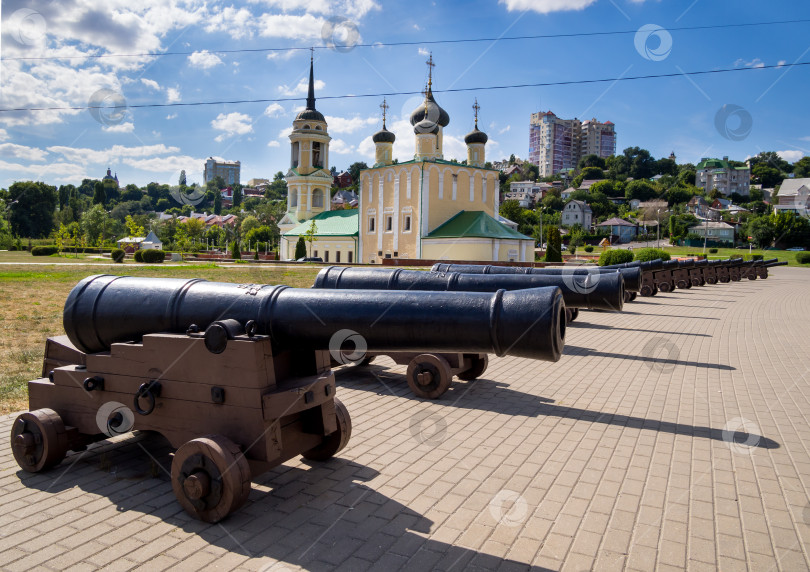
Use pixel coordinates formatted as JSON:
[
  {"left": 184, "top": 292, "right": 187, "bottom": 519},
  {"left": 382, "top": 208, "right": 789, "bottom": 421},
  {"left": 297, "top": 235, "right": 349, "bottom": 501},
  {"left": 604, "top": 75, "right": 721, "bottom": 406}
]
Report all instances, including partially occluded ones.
[
  {"left": 380, "top": 98, "right": 389, "bottom": 127},
  {"left": 473, "top": 98, "right": 481, "bottom": 128}
]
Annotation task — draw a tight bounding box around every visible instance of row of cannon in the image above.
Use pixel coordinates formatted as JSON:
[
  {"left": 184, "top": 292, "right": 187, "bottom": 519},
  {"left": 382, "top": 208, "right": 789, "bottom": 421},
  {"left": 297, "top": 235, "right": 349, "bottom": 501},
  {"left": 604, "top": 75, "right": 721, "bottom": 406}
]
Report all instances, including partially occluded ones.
[{"left": 9, "top": 256, "right": 786, "bottom": 521}]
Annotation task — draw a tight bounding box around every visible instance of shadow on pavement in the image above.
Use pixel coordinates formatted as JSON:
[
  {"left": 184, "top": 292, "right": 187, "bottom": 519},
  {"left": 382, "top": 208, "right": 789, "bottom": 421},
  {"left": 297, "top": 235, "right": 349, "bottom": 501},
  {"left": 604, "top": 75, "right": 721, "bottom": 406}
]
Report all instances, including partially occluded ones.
[
  {"left": 567, "top": 321, "right": 712, "bottom": 337},
  {"left": 563, "top": 345, "right": 735, "bottom": 370}
]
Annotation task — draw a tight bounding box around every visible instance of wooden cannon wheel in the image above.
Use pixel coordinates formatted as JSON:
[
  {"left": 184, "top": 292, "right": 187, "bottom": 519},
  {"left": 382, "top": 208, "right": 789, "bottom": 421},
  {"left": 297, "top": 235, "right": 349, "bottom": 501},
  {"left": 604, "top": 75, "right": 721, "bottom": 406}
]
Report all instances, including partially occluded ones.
[
  {"left": 302, "top": 397, "right": 352, "bottom": 461},
  {"left": 406, "top": 354, "right": 453, "bottom": 399},
  {"left": 10, "top": 409, "right": 69, "bottom": 473},
  {"left": 457, "top": 354, "right": 489, "bottom": 381},
  {"left": 171, "top": 435, "right": 252, "bottom": 523},
  {"left": 639, "top": 284, "right": 655, "bottom": 297},
  {"left": 706, "top": 277, "right": 717, "bottom": 284},
  {"left": 691, "top": 277, "right": 704, "bottom": 287},
  {"left": 658, "top": 282, "right": 672, "bottom": 293},
  {"left": 676, "top": 279, "right": 690, "bottom": 289}
]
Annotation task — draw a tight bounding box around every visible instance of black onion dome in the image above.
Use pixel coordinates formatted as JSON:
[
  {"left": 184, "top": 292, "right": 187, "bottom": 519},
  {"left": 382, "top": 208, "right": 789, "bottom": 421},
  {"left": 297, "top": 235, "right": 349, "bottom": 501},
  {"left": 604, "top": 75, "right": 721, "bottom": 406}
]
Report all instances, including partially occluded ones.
[
  {"left": 465, "top": 127, "right": 488, "bottom": 145},
  {"left": 295, "top": 108, "right": 325, "bottom": 122},
  {"left": 372, "top": 126, "right": 396, "bottom": 143},
  {"left": 410, "top": 90, "right": 450, "bottom": 127},
  {"left": 414, "top": 118, "right": 439, "bottom": 135}
]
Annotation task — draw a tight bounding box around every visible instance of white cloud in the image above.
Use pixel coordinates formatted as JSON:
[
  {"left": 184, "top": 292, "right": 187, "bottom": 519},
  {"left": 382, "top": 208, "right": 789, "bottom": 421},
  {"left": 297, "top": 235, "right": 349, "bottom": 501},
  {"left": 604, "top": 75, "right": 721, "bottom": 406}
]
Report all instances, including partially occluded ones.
[
  {"left": 47, "top": 144, "right": 181, "bottom": 165},
  {"left": 264, "top": 103, "right": 285, "bottom": 118},
  {"left": 0, "top": 129, "right": 8, "bottom": 141},
  {"left": 188, "top": 50, "right": 224, "bottom": 69},
  {"left": 103, "top": 122, "right": 135, "bottom": 133},
  {"left": 123, "top": 155, "right": 204, "bottom": 173},
  {"left": 141, "top": 78, "right": 160, "bottom": 90},
  {"left": 167, "top": 88, "right": 181, "bottom": 103},
  {"left": 734, "top": 58, "right": 765, "bottom": 69},
  {"left": 166, "top": 113, "right": 177, "bottom": 120},
  {"left": 278, "top": 78, "right": 325, "bottom": 96},
  {"left": 499, "top": 0, "right": 599, "bottom": 13},
  {"left": 777, "top": 60, "right": 787, "bottom": 67},
  {"left": 0, "top": 143, "right": 49, "bottom": 162},
  {"left": 278, "top": 127, "right": 293, "bottom": 139},
  {"left": 418, "top": 47, "right": 430, "bottom": 56},
  {"left": 330, "top": 138, "right": 354, "bottom": 154},
  {"left": 211, "top": 112, "right": 253, "bottom": 142},
  {"left": 499, "top": 125, "right": 511, "bottom": 134},
  {"left": 0, "top": 159, "right": 87, "bottom": 184},
  {"left": 776, "top": 150, "right": 804, "bottom": 163},
  {"left": 267, "top": 140, "right": 281, "bottom": 147},
  {"left": 203, "top": 6, "right": 255, "bottom": 40},
  {"left": 325, "top": 115, "right": 378, "bottom": 134},
  {"left": 266, "top": 50, "right": 298, "bottom": 61}
]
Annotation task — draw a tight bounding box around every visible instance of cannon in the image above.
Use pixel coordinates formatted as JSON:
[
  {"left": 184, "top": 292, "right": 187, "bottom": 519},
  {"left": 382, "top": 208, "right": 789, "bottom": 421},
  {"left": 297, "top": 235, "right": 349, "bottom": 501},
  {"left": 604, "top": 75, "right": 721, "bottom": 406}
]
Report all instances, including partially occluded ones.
[
  {"left": 430, "top": 263, "right": 640, "bottom": 302},
  {"left": 599, "top": 259, "right": 664, "bottom": 272},
  {"left": 12, "top": 274, "right": 566, "bottom": 520},
  {"left": 758, "top": 259, "right": 788, "bottom": 278},
  {"left": 669, "top": 259, "right": 695, "bottom": 289},
  {"left": 311, "top": 267, "right": 572, "bottom": 399},
  {"left": 687, "top": 259, "right": 709, "bottom": 286}
]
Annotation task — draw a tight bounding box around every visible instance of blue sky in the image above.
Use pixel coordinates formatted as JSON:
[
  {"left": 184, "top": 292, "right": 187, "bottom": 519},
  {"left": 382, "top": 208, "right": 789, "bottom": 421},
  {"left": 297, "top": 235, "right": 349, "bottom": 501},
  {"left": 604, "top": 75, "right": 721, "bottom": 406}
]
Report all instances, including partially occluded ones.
[{"left": 1, "top": 0, "right": 809, "bottom": 188}]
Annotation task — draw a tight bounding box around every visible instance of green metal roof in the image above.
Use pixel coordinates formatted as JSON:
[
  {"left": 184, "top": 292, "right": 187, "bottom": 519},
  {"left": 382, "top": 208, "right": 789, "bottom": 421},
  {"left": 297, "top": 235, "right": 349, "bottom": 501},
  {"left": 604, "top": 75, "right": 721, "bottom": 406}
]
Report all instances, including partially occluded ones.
[
  {"left": 283, "top": 209, "right": 359, "bottom": 237},
  {"left": 425, "top": 210, "right": 532, "bottom": 240}
]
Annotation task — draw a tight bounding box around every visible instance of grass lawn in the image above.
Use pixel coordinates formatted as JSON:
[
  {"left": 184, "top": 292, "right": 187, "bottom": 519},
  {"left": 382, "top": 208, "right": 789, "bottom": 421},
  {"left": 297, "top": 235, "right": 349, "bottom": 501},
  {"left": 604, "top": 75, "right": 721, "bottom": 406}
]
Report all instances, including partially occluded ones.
[{"left": 0, "top": 263, "right": 321, "bottom": 414}]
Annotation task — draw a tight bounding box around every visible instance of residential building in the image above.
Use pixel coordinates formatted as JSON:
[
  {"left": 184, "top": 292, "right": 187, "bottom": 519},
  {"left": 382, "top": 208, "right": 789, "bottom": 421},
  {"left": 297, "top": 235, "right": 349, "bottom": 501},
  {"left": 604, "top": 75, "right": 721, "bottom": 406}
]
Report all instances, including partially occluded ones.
[
  {"left": 204, "top": 157, "right": 241, "bottom": 186},
  {"left": 687, "top": 221, "right": 736, "bottom": 245},
  {"left": 117, "top": 230, "right": 162, "bottom": 251},
  {"left": 695, "top": 157, "right": 750, "bottom": 196},
  {"left": 773, "top": 178, "right": 810, "bottom": 217},
  {"left": 333, "top": 171, "right": 352, "bottom": 188},
  {"left": 529, "top": 111, "right": 616, "bottom": 177},
  {"left": 578, "top": 179, "right": 601, "bottom": 191},
  {"left": 332, "top": 189, "right": 358, "bottom": 209},
  {"left": 561, "top": 187, "right": 577, "bottom": 200},
  {"left": 247, "top": 178, "right": 269, "bottom": 187},
  {"left": 597, "top": 217, "right": 638, "bottom": 243},
  {"left": 357, "top": 57, "right": 532, "bottom": 263},
  {"left": 506, "top": 181, "right": 549, "bottom": 207},
  {"left": 561, "top": 200, "right": 592, "bottom": 229},
  {"left": 687, "top": 196, "right": 710, "bottom": 217}
]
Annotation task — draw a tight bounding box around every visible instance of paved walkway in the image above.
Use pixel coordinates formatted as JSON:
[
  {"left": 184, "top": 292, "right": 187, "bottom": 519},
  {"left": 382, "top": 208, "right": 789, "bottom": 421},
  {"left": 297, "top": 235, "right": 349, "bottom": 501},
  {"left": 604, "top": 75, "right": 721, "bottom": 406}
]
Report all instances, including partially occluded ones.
[{"left": 1, "top": 267, "right": 809, "bottom": 571}]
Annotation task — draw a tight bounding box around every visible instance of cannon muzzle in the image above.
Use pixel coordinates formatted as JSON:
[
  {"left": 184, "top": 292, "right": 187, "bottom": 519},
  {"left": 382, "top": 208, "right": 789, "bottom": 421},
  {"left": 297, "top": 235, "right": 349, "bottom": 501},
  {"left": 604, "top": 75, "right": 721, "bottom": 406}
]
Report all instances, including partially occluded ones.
[
  {"left": 764, "top": 260, "right": 789, "bottom": 267},
  {"left": 430, "top": 263, "right": 640, "bottom": 292},
  {"left": 314, "top": 266, "right": 624, "bottom": 311},
  {"left": 64, "top": 275, "right": 565, "bottom": 361}
]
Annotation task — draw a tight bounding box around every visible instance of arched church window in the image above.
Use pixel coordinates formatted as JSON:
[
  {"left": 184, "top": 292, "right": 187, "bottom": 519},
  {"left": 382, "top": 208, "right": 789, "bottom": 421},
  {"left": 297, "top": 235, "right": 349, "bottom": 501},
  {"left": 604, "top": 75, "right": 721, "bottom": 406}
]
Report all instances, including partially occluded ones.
[
  {"left": 312, "top": 142, "right": 322, "bottom": 168},
  {"left": 303, "top": 124, "right": 311, "bottom": 130},
  {"left": 290, "top": 189, "right": 298, "bottom": 207},
  {"left": 291, "top": 142, "right": 300, "bottom": 169},
  {"left": 312, "top": 189, "right": 324, "bottom": 208}
]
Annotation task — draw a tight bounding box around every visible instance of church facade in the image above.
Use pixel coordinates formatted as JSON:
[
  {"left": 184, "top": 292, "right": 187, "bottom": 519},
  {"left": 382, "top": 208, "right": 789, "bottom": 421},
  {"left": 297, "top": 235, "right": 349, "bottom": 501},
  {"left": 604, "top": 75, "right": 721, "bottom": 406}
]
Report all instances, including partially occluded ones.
[{"left": 279, "top": 55, "right": 533, "bottom": 263}]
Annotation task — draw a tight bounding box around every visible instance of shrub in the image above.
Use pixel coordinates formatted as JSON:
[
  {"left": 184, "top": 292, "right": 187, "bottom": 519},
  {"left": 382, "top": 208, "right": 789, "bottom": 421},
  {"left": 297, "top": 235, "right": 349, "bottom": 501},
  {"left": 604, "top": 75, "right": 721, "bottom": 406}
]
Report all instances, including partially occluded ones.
[
  {"left": 111, "top": 249, "right": 125, "bottom": 263},
  {"left": 141, "top": 249, "right": 165, "bottom": 263},
  {"left": 795, "top": 252, "right": 810, "bottom": 264},
  {"left": 745, "top": 254, "right": 763, "bottom": 261},
  {"left": 231, "top": 242, "right": 241, "bottom": 260},
  {"left": 294, "top": 236, "right": 306, "bottom": 259},
  {"left": 633, "top": 248, "right": 671, "bottom": 263},
  {"left": 583, "top": 245, "right": 594, "bottom": 253},
  {"left": 598, "top": 249, "right": 634, "bottom": 266},
  {"left": 133, "top": 250, "right": 144, "bottom": 262},
  {"left": 31, "top": 246, "right": 59, "bottom": 256},
  {"left": 709, "top": 248, "right": 718, "bottom": 254}
]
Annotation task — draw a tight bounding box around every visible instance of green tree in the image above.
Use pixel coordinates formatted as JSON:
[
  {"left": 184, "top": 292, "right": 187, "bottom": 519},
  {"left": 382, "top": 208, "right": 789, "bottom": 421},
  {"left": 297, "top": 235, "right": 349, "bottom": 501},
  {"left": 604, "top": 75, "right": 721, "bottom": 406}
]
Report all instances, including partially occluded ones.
[
  {"left": 92, "top": 181, "right": 106, "bottom": 206},
  {"left": 654, "top": 158, "right": 678, "bottom": 176},
  {"left": 625, "top": 180, "right": 658, "bottom": 202},
  {"left": 499, "top": 200, "right": 523, "bottom": 226},
  {"left": 793, "top": 156, "right": 810, "bottom": 178},
  {"left": 213, "top": 191, "right": 222, "bottom": 215},
  {"left": 578, "top": 154, "right": 606, "bottom": 170},
  {"left": 541, "top": 193, "right": 564, "bottom": 211},
  {"left": 347, "top": 162, "right": 369, "bottom": 183},
  {"left": 205, "top": 225, "right": 224, "bottom": 247},
  {"left": 80, "top": 204, "right": 110, "bottom": 245},
  {"left": 124, "top": 215, "right": 145, "bottom": 237},
  {"left": 8, "top": 181, "right": 58, "bottom": 238},
  {"left": 573, "top": 167, "right": 605, "bottom": 188},
  {"left": 666, "top": 187, "right": 693, "bottom": 206},
  {"left": 232, "top": 185, "right": 243, "bottom": 208},
  {"left": 544, "top": 225, "right": 562, "bottom": 262},
  {"left": 294, "top": 236, "right": 307, "bottom": 259},
  {"left": 303, "top": 220, "right": 318, "bottom": 257},
  {"left": 751, "top": 164, "right": 783, "bottom": 188},
  {"left": 748, "top": 151, "right": 791, "bottom": 173},
  {"left": 120, "top": 184, "right": 142, "bottom": 202},
  {"left": 240, "top": 215, "right": 260, "bottom": 236},
  {"left": 266, "top": 172, "right": 288, "bottom": 200},
  {"left": 745, "top": 215, "right": 776, "bottom": 248}
]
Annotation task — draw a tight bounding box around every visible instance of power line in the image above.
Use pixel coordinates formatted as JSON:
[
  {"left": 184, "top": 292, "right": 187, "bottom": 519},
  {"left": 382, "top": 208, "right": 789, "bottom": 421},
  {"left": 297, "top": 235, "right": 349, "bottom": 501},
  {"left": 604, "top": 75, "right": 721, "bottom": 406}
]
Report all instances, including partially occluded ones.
[
  {"left": 1, "top": 61, "right": 807, "bottom": 114},
  {"left": 5, "top": 18, "right": 810, "bottom": 61}
]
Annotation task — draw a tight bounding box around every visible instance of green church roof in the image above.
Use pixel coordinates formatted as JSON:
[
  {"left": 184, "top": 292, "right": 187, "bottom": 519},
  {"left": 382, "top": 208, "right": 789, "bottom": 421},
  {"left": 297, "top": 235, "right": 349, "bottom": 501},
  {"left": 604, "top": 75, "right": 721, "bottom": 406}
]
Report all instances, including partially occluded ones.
[
  {"left": 425, "top": 211, "right": 532, "bottom": 240},
  {"left": 283, "top": 209, "right": 359, "bottom": 237}
]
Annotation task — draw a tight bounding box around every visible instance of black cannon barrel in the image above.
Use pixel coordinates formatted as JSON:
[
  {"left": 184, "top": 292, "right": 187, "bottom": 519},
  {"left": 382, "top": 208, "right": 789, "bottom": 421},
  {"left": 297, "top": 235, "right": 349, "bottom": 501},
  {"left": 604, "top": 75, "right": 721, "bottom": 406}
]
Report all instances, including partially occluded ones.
[
  {"left": 765, "top": 260, "right": 789, "bottom": 267},
  {"left": 599, "top": 259, "right": 665, "bottom": 272},
  {"left": 695, "top": 259, "right": 709, "bottom": 267},
  {"left": 761, "top": 258, "right": 780, "bottom": 265},
  {"left": 430, "top": 263, "right": 640, "bottom": 292},
  {"left": 64, "top": 275, "right": 565, "bottom": 361},
  {"left": 313, "top": 267, "right": 624, "bottom": 312}
]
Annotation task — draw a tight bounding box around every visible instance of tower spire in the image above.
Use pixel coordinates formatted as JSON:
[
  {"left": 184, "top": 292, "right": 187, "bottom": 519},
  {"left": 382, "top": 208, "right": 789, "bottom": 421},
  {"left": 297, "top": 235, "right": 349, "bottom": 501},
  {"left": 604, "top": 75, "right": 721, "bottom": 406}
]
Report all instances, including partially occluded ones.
[
  {"left": 380, "top": 98, "right": 389, "bottom": 128},
  {"left": 473, "top": 98, "right": 480, "bottom": 129},
  {"left": 426, "top": 52, "right": 435, "bottom": 93},
  {"left": 306, "top": 47, "right": 316, "bottom": 110}
]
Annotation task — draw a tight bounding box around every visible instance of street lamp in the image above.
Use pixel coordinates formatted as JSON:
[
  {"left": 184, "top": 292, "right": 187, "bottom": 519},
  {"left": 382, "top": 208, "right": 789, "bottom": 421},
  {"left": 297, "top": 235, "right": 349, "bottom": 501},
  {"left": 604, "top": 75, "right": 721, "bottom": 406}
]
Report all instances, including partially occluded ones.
[{"left": 656, "top": 208, "right": 662, "bottom": 249}]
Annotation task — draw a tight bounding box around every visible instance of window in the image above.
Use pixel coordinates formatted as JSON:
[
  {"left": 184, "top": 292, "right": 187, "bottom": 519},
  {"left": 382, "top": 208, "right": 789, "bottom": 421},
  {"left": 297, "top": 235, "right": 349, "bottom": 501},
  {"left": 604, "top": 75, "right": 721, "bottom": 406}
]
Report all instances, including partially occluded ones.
[
  {"left": 290, "top": 189, "right": 298, "bottom": 207},
  {"left": 336, "top": 251, "right": 341, "bottom": 263},
  {"left": 291, "top": 142, "right": 300, "bottom": 168},
  {"left": 313, "top": 250, "right": 318, "bottom": 257},
  {"left": 385, "top": 215, "right": 393, "bottom": 232},
  {"left": 324, "top": 251, "right": 329, "bottom": 262},
  {"left": 348, "top": 251, "right": 353, "bottom": 263},
  {"left": 368, "top": 217, "right": 376, "bottom": 233},
  {"left": 403, "top": 215, "right": 411, "bottom": 232},
  {"left": 312, "top": 142, "right": 322, "bottom": 168},
  {"left": 312, "top": 189, "right": 324, "bottom": 208}
]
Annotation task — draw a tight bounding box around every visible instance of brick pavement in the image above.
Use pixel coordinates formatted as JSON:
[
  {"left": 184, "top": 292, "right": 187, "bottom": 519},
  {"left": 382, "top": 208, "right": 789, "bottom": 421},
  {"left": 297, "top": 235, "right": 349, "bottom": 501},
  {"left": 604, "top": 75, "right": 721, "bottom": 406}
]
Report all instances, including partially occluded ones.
[{"left": 1, "top": 266, "right": 809, "bottom": 571}]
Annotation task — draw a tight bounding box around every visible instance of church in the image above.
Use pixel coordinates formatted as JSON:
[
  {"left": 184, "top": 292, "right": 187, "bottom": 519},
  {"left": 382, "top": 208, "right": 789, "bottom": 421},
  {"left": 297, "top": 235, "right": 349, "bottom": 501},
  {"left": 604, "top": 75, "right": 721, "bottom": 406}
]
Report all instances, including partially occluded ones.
[{"left": 279, "top": 55, "right": 533, "bottom": 263}]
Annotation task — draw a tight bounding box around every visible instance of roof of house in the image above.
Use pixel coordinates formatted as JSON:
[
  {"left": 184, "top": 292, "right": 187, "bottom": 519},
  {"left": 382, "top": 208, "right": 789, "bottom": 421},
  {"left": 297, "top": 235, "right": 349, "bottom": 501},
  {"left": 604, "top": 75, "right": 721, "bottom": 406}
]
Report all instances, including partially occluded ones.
[
  {"left": 283, "top": 209, "right": 359, "bottom": 237},
  {"left": 565, "top": 199, "right": 593, "bottom": 212},
  {"left": 425, "top": 211, "right": 532, "bottom": 240},
  {"left": 597, "top": 217, "right": 637, "bottom": 227},
  {"left": 143, "top": 231, "right": 161, "bottom": 243},
  {"left": 578, "top": 179, "right": 601, "bottom": 190},
  {"left": 777, "top": 178, "right": 810, "bottom": 196},
  {"left": 688, "top": 221, "right": 735, "bottom": 230}
]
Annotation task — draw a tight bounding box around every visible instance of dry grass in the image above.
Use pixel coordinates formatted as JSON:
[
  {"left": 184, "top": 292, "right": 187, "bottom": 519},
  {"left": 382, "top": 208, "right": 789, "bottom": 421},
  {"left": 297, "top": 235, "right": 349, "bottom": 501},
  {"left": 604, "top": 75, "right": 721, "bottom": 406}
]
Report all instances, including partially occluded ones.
[{"left": 0, "top": 263, "right": 321, "bottom": 414}]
